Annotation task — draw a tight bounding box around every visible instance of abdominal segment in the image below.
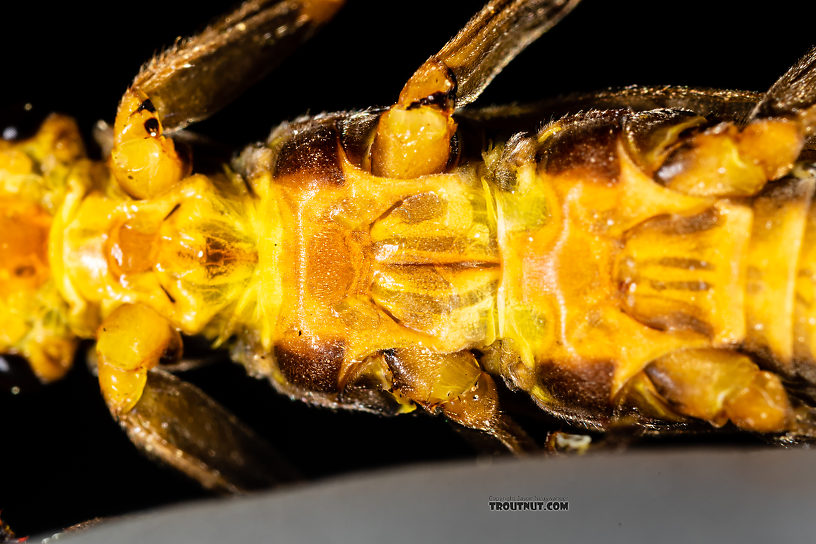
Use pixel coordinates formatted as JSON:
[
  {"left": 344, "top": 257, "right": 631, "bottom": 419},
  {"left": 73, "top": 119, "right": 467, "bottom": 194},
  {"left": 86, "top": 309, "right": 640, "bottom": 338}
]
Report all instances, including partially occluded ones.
[{"left": 495, "top": 110, "right": 811, "bottom": 433}]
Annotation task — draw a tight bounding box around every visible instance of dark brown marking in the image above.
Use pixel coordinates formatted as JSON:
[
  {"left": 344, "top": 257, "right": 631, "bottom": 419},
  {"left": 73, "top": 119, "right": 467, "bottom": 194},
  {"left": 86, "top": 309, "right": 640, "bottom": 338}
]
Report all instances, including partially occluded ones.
[
  {"left": 537, "top": 360, "right": 615, "bottom": 413},
  {"left": 202, "top": 235, "right": 244, "bottom": 278},
  {"left": 274, "top": 338, "right": 344, "bottom": 393},
  {"left": 204, "top": 236, "right": 229, "bottom": 267},
  {"left": 631, "top": 207, "right": 720, "bottom": 237},
  {"left": 137, "top": 99, "right": 156, "bottom": 114},
  {"left": 792, "top": 358, "right": 816, "bottom": 384},
  {"left": 622, "top": 109, "right": 707, "bottom": 175},
  {"left": 144, "top": 118, "right": 160, "bottom": 137},
  {"left": 164, "top": 203, "right": 181, "bottom": 221},
  {"left": 159, "top": 283, "right": 176, "bottom": 304},
  {"left": 446, "top": 131, "right": 461, "bottom": 171},
  {"left": 13, "top": 265, "right": 35, "bottom": 278},
  {"left": 274, "top": 125, "right": 344, "bottom": 186},
  {"left": 407, "top": 91, "right": 453, "bottom": 111},
  {"left": 537, "top": 110, "right": 625, "bottom": 181},
  {"left": 648, "top": 280, "right": 711, "bottom": 292},
  {"left": 657, "top": 257, "right": 714, "bottom": 270},
  {"left": 635, "top": 311, "right": 714, "bottom": 338},
  {"left": 338, "top": 110, "right": 383, "bottom": 167},
  {"left": 758, "top": 174, "right": 815, "bottom": 202}
]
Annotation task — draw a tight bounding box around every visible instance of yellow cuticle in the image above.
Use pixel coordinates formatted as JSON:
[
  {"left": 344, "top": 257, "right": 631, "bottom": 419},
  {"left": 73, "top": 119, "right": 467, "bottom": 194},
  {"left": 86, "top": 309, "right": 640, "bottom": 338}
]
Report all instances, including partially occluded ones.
[
  {"left": 111, "top": 89, "right": 187, "bottom": 199},
  {"left": 111, "top": 138, "right": 186, "bottom": 199},
  {"left": 96, "top": 304, "right": 182, "bottom": 414},
  {"left": 371, "top": 106, "right": 455, "bottom": 178},
  {"left": 98, "top": 363, "right": 148, "bottom": 415}
]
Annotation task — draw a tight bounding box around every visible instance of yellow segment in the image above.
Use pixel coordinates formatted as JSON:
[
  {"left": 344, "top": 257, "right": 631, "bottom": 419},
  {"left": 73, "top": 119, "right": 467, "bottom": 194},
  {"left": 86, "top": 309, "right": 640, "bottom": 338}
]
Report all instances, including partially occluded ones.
[
  {"left": 97, "top": 363, "right": 148, "bottom": 416},
  {"left": 647, "top": 349, "right": 791, "bottom": 432},
  {"left": 496, "top": 146, "right": 715, "bottom": 397},
  {"left": 96, "top": 304, "right": 181, "bottom": 413},
  {"left": 0, "top": 197, "right": 51, "bottom": 297},
  {"left": 745, "top": 175, "right": 815, "bottom": 368},
  {"left": 111, "top": 137, "right": 186, "bottom": 199},
  {"left": 370, "top": 106, "right": 455, "bottom": 179},
  {"left": 0, "top": 115, "right": 90, "bottom": 382},
  {"left": 110, "top": 90, "right": 188, "bottom": 199},
  {"left": 660, "top": 119, "right": 802, "bottom": 197},
  {"left": 618, "top": 200, "right": 753, "bottom": 346},
  {"left": 795, "top": 180, "right": 816, "bottom": 363}
]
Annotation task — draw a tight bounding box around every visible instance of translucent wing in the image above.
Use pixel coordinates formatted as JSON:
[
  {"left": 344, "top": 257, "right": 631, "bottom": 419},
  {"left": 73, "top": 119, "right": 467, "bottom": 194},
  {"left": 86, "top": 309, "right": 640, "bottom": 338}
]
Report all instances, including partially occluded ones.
[
  {"left": 437, "top": 0, "right": 582, "bottom": 107},
  {"left": 132, "top": 0, "right": 344, "bottom": 131}
]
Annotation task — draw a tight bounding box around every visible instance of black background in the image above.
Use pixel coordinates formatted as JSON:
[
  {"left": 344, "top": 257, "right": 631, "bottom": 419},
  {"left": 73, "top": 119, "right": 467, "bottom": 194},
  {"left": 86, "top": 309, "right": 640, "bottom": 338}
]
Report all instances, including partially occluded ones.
[{"left": 1, "top": 0, "right": 815, "bottom": 537}]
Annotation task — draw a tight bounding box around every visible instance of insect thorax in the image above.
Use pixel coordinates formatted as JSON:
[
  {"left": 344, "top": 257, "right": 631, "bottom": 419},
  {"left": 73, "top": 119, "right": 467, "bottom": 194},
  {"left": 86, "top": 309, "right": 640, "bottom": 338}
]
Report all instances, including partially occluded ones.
[
  {"left": 60, "top": 173, "right": 262, "bottom": 340},
  {"left": 230, "top": 117, "right": 501, "bottom": 395}
]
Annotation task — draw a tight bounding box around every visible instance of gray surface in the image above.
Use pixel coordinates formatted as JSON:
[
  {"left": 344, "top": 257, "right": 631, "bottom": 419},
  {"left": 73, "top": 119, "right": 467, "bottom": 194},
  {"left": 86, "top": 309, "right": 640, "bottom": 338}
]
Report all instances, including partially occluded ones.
[{"left": 47, "top": 447, "right": 816, "bottom": 543}]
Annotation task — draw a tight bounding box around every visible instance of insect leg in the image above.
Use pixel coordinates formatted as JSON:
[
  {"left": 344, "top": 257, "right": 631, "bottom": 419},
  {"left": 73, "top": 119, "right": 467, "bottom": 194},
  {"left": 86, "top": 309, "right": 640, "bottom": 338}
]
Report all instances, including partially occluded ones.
[
  {"left": 370, "top": 0, "right": 580, "bottom": 178},
  {"left": 384, "top": 348, "right": 535, "bottom": 453},
  {"left": 110, "top": 0, "right": 344, "bottom": 199},
  {"left": 644, "top": 115, "right": 804, "bottom": 197},
  {"left": 651, "top": 47, "right": 816, "bottom": 198},
  {"left": 641, "top": 349, "right": 792, "bottom": 433},
  {"left": 96, "top": 304, "right": 294, "bottom": 492}
]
